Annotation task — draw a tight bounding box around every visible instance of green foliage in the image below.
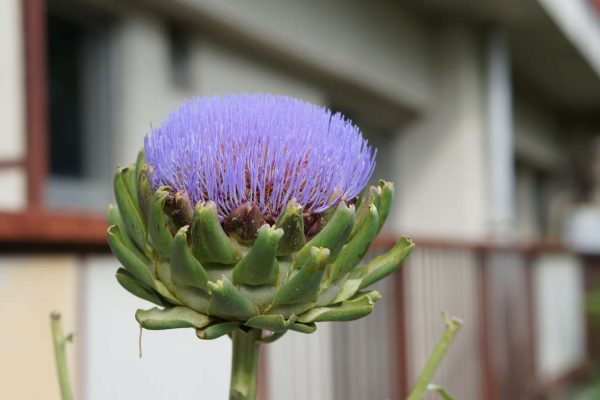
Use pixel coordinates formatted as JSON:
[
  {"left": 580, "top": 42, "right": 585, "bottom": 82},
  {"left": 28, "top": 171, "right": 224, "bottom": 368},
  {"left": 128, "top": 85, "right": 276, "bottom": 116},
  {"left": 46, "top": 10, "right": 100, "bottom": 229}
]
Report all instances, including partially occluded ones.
[{"left": 109, "top": 150, "right": 414, "bottom": 341}]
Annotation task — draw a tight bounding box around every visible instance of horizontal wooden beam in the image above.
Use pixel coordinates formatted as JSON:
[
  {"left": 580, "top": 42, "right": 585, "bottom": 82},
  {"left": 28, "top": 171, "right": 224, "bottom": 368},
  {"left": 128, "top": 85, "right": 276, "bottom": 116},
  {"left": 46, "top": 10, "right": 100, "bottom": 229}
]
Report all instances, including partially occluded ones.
[
  {"left": 0, "top": 208, "right": 572, "bottom": 257},
  {"left": 0, "top": 210, "right": 108, "bottom": 252},
  {"left": 371, "top": 232, "right": 570, "bottom": 254}
]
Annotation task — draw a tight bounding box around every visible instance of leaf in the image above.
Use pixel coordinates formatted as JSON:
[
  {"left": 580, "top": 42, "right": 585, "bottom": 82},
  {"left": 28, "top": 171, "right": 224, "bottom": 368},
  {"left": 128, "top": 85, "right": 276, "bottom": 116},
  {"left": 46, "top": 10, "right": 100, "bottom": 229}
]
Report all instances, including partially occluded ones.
[
  {"left": 355, "top": 236, "right": 414, "bottom": 289},
  {"left": 233, "top": 225, "right": 282, "bottom": 286},
  {"left": 289, "top": 322, "right": 317, "bottom": 334},
  {"left": 245, "top": 314, "right": 297, "bottom": 333},
  {"left": 376, "top": 180, "right": 394, "bottom": 232},
  {"left": 114, "top": 166, "right": 147, "bottom": 251},
  {"left": 191, "top": 202, "right": 242, "bottom": 264},
  {"left": 196, "top": 321, "right": 241, "bottom": 340},
  {"left": 297, "top": 290, "right": 380, "bottom": 323},
  {"left": 208, "top": 279, "right": 259, "bottom": 320},
  {"left": 271, "top": 247, "right": 329, "bottom": 306},
  {"left": 135, "top": 306, "right": 211, "bottom": 330},
  {"left": 329, "top": 204, "right": 378, "bottom": 281},
  {"left": 107, "top": 224, "right": 154, "bottom": 287},
  {"left": 115, "top": 268, "right": 163, "bottom": 306},
  {"left": 350, "top": 185, "right": 381, "bottom": 240},
  {"left": 274, "top": 199, "right": 305, "bottom": 256},
  {"left": 148, "top": 187, "right": 174, "bottom": 260},
  {"left": 294, "top": 202, "right": 354, "bottom": 266},
  {"left": 332, "top": 278, "right": 362, "bottom": 303},
  {"left": 171, "top": 226, "right": 210, "bottom": 292}
]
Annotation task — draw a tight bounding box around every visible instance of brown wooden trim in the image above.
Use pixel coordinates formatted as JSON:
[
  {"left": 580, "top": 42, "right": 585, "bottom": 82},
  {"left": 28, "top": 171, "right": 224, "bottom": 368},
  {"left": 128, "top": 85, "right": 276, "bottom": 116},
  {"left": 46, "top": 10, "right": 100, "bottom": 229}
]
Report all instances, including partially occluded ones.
[
  {"left": 478, "top": 251, "right": 496, "bottom": 400},
  {"left": 0, "top": 159, "right": 26, "bottom": 169},
  {"left": 524, "top": 255, "right": 538, "bottom": 394},
  {"left": 0, "top": 210, "right": 107, "bottom": 250},
  {"left": 394, "top": 266, "right": 409, "bottom": 399},
  {"left": 372, "top": 232, "right": 571, "bottom": 255},
  {"left": 23, "top": 0, "right": 49, "bottom": 209}
]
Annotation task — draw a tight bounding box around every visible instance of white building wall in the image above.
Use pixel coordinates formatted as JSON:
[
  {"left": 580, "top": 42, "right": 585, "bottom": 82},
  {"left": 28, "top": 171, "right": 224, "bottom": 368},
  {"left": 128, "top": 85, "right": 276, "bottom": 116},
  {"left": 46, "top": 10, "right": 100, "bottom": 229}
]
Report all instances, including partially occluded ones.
[
  {"left": 0, "top": 0, "right": 26, "bottom": 211},
  {"left": 534, "top": 254, "right": 586, "bottom": 381},
  {"left": 184, "top": 0, "right": 435, "bottom": 108},
  {"left": 390, "top": 25, "right": 488, "bottom": 238}
]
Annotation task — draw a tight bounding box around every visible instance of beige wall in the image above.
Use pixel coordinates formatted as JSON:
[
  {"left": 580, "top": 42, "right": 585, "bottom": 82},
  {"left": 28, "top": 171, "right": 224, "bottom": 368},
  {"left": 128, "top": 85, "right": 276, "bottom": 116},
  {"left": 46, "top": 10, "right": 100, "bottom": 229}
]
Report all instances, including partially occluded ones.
[{"left": 0, "top": 257, "right": 80, "bottom": 400}]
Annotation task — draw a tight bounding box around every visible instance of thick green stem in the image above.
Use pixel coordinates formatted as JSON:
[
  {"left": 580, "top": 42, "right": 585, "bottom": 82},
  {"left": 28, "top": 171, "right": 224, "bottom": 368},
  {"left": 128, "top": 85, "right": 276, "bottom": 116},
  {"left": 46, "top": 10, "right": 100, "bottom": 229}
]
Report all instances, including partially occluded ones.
[
  {"left": 407, "top": 313, "right": 461, "bottom": 400},
  {"left": 50, "top": 313, "right": 74, "bottom": 400},
  {"left": 229, "top": 329, "right": 262, "bottom": 400}
]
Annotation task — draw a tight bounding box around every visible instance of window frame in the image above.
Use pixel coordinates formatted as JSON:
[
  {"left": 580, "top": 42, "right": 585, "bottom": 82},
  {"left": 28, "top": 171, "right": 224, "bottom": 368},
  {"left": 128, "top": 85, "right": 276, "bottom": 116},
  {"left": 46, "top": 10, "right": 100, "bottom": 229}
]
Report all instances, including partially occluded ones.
[{"left": 0, "top": 0, "right": 107, "bottom": 249}]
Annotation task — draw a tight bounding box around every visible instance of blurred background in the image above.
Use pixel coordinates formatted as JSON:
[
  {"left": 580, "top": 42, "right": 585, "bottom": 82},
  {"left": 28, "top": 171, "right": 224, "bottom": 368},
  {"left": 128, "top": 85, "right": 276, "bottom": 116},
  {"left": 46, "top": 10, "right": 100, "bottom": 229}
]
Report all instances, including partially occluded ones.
[{"left": 2, "top": 0, "right": 600, "bottom": 399}]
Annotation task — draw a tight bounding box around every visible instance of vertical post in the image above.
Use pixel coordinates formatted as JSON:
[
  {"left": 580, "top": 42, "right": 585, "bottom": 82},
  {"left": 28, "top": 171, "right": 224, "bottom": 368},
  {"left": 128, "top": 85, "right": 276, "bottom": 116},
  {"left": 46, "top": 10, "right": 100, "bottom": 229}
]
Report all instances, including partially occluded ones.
[
  {"left": 479, "top": 250, "right": 496, "bottom": 400},
  {"left": 486, "top": 27, "right": 514, "bottom": 238},
  {"left": 394, "top": 266, "right": 409, "bottom": 399},
  {"left": 524, "top": 253, "right": 537, "bottom": 395},
  {"left": 23, "top": 0, "right": 48, "bottom": 209}
]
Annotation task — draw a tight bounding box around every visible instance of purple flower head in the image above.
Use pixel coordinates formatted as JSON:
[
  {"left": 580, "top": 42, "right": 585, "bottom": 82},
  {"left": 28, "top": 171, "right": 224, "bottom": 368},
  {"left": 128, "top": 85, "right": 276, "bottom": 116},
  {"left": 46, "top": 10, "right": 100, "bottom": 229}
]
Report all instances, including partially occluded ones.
[{"left": 144, "top": 93, "right": 376, "bottom": 221}]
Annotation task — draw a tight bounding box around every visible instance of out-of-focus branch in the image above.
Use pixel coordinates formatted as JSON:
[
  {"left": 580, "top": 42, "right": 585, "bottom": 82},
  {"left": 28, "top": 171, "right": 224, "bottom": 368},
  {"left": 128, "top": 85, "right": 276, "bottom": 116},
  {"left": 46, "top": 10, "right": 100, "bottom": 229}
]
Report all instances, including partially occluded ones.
[
  {"left": 407, "top": 312, "right": 462, "bottom": 400},
  {"left": 50, "top": 312, "right": 74, "bottom": 400}
]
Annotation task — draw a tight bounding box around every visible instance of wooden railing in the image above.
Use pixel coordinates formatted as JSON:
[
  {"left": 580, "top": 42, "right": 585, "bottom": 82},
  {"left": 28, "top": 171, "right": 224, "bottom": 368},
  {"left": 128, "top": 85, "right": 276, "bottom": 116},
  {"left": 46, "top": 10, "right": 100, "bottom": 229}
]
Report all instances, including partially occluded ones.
[{"left": 329, "top": 234, "right": 589, "bottom": 400}]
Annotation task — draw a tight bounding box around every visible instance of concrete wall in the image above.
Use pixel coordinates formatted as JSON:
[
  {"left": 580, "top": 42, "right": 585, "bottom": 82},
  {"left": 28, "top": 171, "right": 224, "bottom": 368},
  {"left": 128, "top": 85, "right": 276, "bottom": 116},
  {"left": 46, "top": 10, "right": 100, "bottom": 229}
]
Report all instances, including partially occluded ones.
[
  {"left": 389, "top": 25, "right": 488, "bottom": 238},
  {"left": 184, "top": 0, "right": 435, "bottom": 109}
]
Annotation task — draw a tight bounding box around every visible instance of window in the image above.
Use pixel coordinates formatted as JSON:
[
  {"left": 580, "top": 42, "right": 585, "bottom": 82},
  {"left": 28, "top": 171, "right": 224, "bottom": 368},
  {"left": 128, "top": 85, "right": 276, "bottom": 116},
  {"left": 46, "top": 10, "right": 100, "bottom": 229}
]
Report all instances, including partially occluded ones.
[
  {"left": 45, "top": 6, "right": 114, "bottom": 211},
  {"left": 167, "top": 22, "right": 193, "bottom": 88}
]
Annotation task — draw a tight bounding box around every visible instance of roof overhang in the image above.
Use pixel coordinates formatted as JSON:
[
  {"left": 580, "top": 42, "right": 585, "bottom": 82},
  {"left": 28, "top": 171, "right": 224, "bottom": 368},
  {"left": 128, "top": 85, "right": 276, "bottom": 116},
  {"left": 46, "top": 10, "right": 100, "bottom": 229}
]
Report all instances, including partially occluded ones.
[{"left": 404, "top": 0, "right": 600, "bottom": 119}]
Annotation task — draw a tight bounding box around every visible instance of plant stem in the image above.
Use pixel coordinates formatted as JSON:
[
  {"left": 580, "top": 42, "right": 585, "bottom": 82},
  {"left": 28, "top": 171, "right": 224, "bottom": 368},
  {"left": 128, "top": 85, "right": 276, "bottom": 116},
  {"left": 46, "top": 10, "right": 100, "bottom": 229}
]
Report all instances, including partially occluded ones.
[
  {"left": 407, "top": 313, "right": 462, "bottom": 400},
  {"left": 229, "top": 329, "right": 262, "bottom": 400},
  {"left": 50, "top": 312, "right": 74, "bottom": 400}
]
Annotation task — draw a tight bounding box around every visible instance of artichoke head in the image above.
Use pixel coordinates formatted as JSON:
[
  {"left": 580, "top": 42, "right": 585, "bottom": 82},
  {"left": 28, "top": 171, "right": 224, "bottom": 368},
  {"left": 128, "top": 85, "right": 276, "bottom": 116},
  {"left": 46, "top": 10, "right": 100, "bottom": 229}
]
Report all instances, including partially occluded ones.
[{"left": 108, "top": 151, "right": 414, "bottom": 341}]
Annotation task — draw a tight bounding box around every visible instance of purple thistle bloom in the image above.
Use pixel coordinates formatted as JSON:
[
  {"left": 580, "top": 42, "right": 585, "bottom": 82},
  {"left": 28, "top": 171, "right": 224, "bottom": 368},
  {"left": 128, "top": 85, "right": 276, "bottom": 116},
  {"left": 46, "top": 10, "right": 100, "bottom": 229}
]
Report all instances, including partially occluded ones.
[{"left": 144, "top": 93, "right": 376, "bottom": 221}]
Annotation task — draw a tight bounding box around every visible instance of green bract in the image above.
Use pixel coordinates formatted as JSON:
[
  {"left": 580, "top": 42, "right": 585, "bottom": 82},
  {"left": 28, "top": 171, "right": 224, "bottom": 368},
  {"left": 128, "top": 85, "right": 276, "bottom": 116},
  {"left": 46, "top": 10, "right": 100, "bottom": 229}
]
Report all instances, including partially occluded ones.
[{"left": 108, "top": 151, "right": 414, "bottom": 341}]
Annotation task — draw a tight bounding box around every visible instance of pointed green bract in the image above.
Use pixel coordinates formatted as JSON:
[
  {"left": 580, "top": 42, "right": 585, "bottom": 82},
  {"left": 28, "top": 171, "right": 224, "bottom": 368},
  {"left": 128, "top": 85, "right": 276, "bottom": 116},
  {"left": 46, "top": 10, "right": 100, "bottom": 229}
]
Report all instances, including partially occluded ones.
[
  {"left": 329, "top": 204, "right": 379, "bottom": 281},
  {"left": 208, "top": 279, "right": 259, "bottom": 319},
  {"left": 356, "top": 236, "right": 414, "bottom": 289},
  {"left": 289, "top": 322, "right": 317, "bottom": 333},
  {"left": 196, "top": 321, "right": 241, "bottom": 340},
  {"left": 272, "top": 247, "right": 329, "bottom": 306},
  {"left": 350, "top": 185, "right": 381, "bottom": 240},
  {"left": 116, "top": 268, "right": 163, "bottom": 306},
  {"left": 148, "top": 187, "right": 174, "bottom": 259},
  {"left": 114, "top": 166, "right": 147, "bottom": 251},
  {"left": 108, "top": 205, "right": 150, "bottom": 264},
  {"left": 274, "top": 199, "right": 305, "bottom": 256},
  {"left": 245, "top": 314, "right": 297, "bottom": 333},
  {"left": 107, "top": 224, "right": 154, "bottom": 287},
  {"left": 191, "top": 202, "right": 242, "bottom": 264},
  {"left": 233, "top": 225, "right": 282, "bottom": 286},
  {"left": 137, "top": 165, "right": 154, "bottom": 227},
  {"left": 153, "top": 279, "right": 183, "bottom": 305},
  {"left": 136, "top": 306, "right": 211, "bottom": 330},
  {"left": 171, "top": 226, "right": 210, "bottom": 292},
  {"left": 294, "top": 202, "right": 354, "bottom": 266},
  {"left": 332, "top": 278, "right": 362, "bottom": 303},
  {"left": 376, "top": 180, "right": 394, "bottom": 232},
  {"left": 297, "top": 290, "right": 380, "bottom": 323},
  {"left": 134, "top": 148, "right": 146, "bottom": 188}
]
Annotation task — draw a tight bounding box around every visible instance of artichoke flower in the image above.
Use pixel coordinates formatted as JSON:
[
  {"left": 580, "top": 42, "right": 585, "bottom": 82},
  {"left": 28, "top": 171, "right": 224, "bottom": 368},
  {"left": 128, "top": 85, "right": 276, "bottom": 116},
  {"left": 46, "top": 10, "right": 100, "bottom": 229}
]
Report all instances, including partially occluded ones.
[{"left": 107, "top": 94, "right": 413, "bottom": 399}]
